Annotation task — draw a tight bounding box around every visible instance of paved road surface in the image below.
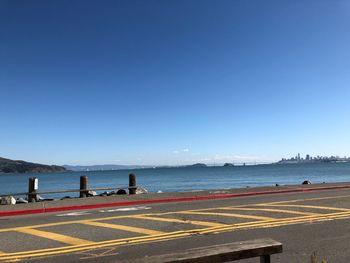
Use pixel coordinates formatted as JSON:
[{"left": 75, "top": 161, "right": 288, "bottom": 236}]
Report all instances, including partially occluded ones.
[{"left": 2, "top": 188, "right": 350, "bottom": 262}]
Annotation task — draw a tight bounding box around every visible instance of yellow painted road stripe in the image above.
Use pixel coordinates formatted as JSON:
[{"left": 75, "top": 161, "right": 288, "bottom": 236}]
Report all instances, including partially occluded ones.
[
  {"left": 179, "top": 211, "right": 274, "bottom": 221},
  {"left": 81, "top": 221, "right": 164, "bottom": 235},
  {"left": 0, "top": 205, "right": 236, "bottom": 233},
  {"left": 133, "top": 215, "right": 227, "bottom": 227},
  {"left": 253, "top": 194, "right": 350, "bottom": 206},
  {"left": 199, "top": 212, "right": 350, "bottom": 235},
  {"left": 0, "top": 232, "right": 193, "bottom": 261},
  {"left": 262, "top": 204, "right": 350, "bottom": 212},
  {"left": 0, "top": 206, "right": 260, "bottom": 233},
  {"left": 3, "top": 212, "right": 350, "bottom": 261},
  {"left": 6, "top": 212, "right": 350, "bottom": 256},
  {"left": 0, "top": 230, "right": 200, "bottom": 258},
  {"left": 15, "top": 228, "right": 93, "bottom": 246},
  {"left": 2, "top": 193, "right": 350, "bottom": 234},
  {"left": 2, "top": 211, "right": 350, "bottom": 260},
  {"left": 220, "top": 207, "right": 320, "bottom": 216}
]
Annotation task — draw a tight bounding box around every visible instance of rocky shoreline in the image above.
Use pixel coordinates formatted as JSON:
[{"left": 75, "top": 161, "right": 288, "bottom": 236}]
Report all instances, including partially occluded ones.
[{"left": 1, "top": 181, "right": 349, "bottom": 212}]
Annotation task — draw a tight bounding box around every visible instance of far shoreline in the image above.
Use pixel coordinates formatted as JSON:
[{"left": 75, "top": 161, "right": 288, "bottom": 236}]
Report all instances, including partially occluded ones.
[{"left": 1, "top": 160, "right": 350, "bottom": 175}]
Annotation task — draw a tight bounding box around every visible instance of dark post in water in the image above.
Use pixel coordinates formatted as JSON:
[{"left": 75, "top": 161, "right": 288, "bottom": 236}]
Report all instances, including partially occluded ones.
[
  {"left": 28, "top": 177, "right": 38, "bottom": 203},
  {"left": 80, "top": 175, "right": 88, "bottom": 198},
  {"left": 129, "top": 173, "right": 136, "bottom": 195}
]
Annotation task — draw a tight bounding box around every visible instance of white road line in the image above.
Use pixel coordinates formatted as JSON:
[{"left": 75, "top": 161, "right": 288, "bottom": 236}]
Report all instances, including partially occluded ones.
[{"left": 99, "top": 206, "right": 152, "bottom": 213}]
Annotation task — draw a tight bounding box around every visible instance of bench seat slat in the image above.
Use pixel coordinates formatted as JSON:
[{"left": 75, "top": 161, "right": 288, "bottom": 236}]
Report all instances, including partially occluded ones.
[{"left": 122, "top": 238, "right": 282, "bottom": 263}]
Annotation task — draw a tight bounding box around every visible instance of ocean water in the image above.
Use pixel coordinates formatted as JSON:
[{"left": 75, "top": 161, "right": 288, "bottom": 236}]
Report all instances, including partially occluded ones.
[{"left": 1, "top": 162, "right": 350, "bottom": 199}]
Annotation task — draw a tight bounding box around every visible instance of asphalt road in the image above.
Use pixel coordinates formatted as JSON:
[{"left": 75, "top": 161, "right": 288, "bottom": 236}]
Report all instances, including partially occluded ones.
[{"left": 2, "top": 188, "right": 350, "bottom": 262}]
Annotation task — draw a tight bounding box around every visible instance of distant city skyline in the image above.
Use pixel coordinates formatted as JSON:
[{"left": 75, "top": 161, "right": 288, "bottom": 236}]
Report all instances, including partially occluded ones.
[
  {"left": 1, "top": 1, "right": 350, "bottom": 166},
  {"left": 279, "top": 154, "right": 350, "bottom": 164}
]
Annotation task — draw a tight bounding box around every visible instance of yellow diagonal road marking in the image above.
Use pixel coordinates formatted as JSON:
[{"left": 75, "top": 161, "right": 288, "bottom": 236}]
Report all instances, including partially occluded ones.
[
  {"left": 199, "top": 211, "right": 350, "bottom": 235},
  {"left": 219, "top": 207, "right": 320, "bottom": 216},
  {"left": 252, "top": 194, "right": 350, "bottom": 206},
  {"left": 81, "top": 221, "right": 164, "bottom": 235},
  {"left": 0, "top": 231, "right": 193, "bottom": 261},
  {"left": 16, "top": 228, "right": 93, "bottom": 246},
  {"left": 261, "top": 204, "right": 350, "bottom": 212},
  {"left": 179, "top": 211, "right": 274, "bottom": 221},
  {"left": 3, "top": 212, "right": 350, "bottom": 261},
  {"left": 11, "top": 212, "right": 349, "bottom": 257},
  {"left": 133, "top": 215, "right": 227, "bottom": 227},
  {"left": 1, "top": 193, "right": 350, "bottom": 234}
]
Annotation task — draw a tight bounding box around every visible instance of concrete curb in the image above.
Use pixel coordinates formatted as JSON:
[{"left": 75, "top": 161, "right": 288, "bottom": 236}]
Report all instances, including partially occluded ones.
[{"left": 1, "top": 184, "right": 350, "bottom": 217}]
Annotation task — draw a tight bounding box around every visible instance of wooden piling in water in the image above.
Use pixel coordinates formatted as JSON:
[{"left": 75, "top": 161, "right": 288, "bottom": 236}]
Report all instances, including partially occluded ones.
[
  {"left": 129, "top": 173, "right": 136, "bottom": 195},
  {"left": 80, "top": 176, "right": 88, "bottom": 198}
]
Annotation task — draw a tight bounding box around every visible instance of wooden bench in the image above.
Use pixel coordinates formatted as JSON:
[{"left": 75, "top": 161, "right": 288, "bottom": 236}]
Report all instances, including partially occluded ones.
[{"left": 122, "top": 238, "right": 282, "bottom": 263}]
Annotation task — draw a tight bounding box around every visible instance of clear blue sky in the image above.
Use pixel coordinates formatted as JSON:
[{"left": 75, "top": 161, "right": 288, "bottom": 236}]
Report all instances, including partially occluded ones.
[{"left": 1, "top": 0, "right": 350, "bottom": 165}]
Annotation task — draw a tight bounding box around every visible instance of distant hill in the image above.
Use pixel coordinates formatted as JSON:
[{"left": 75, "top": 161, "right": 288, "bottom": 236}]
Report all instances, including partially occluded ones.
[
  {"left": 63, "top": 164, "right": 152, "bottom": 172},
  {"left": 64, "top": 163, "right": 210, "bottom": 172},
  {"left": 185, "top": 163, "right": 207, "bottom": 168},
  {"left": 0, "top": 157, "right": 66, "bottom": 174}
]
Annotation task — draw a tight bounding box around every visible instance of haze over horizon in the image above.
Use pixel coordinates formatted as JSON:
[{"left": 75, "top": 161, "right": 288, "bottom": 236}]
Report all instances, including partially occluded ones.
[{"left": 1, "top": 1, "right": 350, "bottom": 166}]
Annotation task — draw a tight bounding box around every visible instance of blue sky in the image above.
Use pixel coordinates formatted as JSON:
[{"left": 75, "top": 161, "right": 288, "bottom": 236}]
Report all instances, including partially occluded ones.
[{"left": 1, "top": 0, "right": 350, "bottom": 165}]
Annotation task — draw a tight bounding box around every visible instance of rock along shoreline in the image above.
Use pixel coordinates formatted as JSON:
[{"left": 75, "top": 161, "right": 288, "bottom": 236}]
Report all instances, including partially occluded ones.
[{"left": 1, "top": 182, "right": 350, "bottom": 217}]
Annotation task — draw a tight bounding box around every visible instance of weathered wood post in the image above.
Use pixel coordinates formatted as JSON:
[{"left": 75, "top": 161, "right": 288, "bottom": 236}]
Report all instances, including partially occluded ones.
[
  {"left": 129, "top": 173, "right": 136, "bottom": 195},
  {"left": 28, "top": 177, "right": 38, "bottom": 203},
  {"left": 80, "top": 175, "right": 88, "bottom": 198}
]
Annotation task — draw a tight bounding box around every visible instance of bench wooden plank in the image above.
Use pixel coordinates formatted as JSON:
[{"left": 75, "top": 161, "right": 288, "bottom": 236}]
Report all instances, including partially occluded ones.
[{"left": 121, "top": 238, "right": 282, "bottom": 263}]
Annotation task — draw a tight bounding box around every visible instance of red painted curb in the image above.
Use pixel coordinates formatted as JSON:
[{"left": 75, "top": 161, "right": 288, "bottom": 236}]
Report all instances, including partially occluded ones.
[{"left": 1, "top": 184, "right": 350, "bottom": 217}]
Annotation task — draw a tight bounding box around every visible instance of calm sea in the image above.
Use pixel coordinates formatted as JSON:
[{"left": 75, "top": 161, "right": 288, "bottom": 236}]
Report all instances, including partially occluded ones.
[{"left": 1, "top": 162, "right": 350, "bottom": 199}]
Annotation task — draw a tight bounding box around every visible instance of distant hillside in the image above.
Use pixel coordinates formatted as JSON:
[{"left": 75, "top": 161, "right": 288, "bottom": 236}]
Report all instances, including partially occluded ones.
[
  {"left": 0, "top": 157, "right": 66, "bottom": 174},
  {"left": 63, "top": 164, "right": 152, "bottom": 172},
  {"left": 185, "top": 163, "right": 207, "bottom": 168},
  {"left": 64, "top": 163, "right": 210, "bottom": 172}
]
